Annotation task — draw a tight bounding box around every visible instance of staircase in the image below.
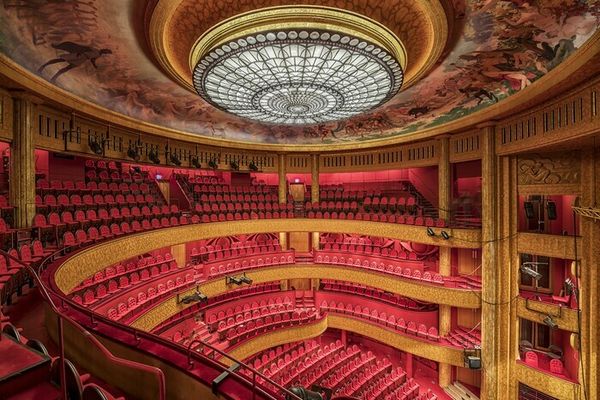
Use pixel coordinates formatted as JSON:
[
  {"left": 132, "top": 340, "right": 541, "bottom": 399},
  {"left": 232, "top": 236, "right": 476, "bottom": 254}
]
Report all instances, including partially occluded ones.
[
  {"left": 404, "top": 181, "right": 438, "bottom": 217},
  {"left": 444, "top": 382, "right": 480, "bottom": 400}
]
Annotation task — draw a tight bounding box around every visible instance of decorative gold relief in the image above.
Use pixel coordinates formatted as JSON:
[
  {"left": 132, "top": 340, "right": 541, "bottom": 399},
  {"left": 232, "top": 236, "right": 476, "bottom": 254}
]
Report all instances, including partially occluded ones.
[
  {"left": 54, "top": 219, "right": 482, "bottom": 294},
  {"left": 130, "top": 263, "right": 479, "bottom": 331},
  {"left": 518, "top": 152, "right": 581, "bottom": 186},
  {"left": 223, "top": 317, "right": 328, "bottom": 365},
  {"left": 517, "top": 232, "right": 581, "bottom": 260}
]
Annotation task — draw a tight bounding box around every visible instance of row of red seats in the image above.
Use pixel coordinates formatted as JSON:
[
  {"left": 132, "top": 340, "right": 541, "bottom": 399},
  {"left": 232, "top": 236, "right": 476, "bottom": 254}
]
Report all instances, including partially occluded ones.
[
  {"left": 385, "top": 377, "right": 422, "bottom": 400},
  {"left": 0, "top": 241, "right": 49, "bottom": 304},
  {"left": 85, "top": 169, "right": 148, "bottom": 183},
  {"left": 206, "top": 295, "right": 293, "bottom": 328},
  {"left": 225, "top": 308, "right": 319, "bottom": 346},
  {"left": 152, "top": 282, "right": 282, "bottom": 334},
  {"left": 72, "top": 260, "right": 181, "bottom": 304},
  {"left": 354, "top": 366, "right": 407, "bottom": 400},
  {"left": 104, "top": 274, "right": 195, "bottom": 321},
  {"left": 523, "top": 351, "right": 565, "bottom": 375},
  {"left": 322, "top": 242, "right": 424, "bottom": 261},
  {"left": 248, "top": 339, "right": 321, "bottom": 372},
  {"left": 320, "top": 280, "right": 435, "bottom": 311},
  {"left": 322, "top": 352, "right": 379, "bottom": 390},
  {"left": 194, "top": 244, "right": 282, "bottom": 263},
  {"left": 206, "top": 251, "right": 295, "bottom": 278},
  {"left": 307, "top": 211, "right": 446, "bottom": 226},
  {"left": 315, "top": 251, "right": 444, "bottom": 285},
  {"left": 196, "top": 238, "right": 280, "bottom": 253},
  {"left": 196, "top": 193, "right": 279, "bottom": 203},
  {"left": 37, "top": 180, "right": 152, "bottom": 195},
  {"left": 443, "top": 327, "right": 481, "bottom": 348},
  {"left": 175, "top": 173, "right": 223, "bottom": 185},
  {"left": 319, "top": 300, "right": 440, "bottom": 342},
  {"left": 279, "top": 345, "right": 362, "bottom": 389},
  {"left": 194, "top": 201, "right": 293, "bottom": 214},
  {"left": 218, "top": 304, "right": 297, "bottom": 340},
  {"left": 36, "top": 193, "right": 159, "bottom": 210},
  {"left": 318, "top": 189, "right": 373, "bottom": 201},
  {"left": 189, "top": 183, "right": 276, "bottom": 195},
  {"left": 306, "top": 196, "right": 418, "bottom": 213}
]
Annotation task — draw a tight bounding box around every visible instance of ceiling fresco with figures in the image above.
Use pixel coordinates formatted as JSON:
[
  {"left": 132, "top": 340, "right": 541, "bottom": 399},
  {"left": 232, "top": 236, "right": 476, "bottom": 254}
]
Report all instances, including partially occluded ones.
[{"left": 0, "top": 0, "right": 599, "bottom": 145}]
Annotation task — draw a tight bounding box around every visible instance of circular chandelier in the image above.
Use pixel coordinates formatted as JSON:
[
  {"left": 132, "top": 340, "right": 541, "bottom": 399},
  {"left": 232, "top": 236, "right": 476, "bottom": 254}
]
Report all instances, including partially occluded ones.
[{"left": 190, "top": 7, "right": 407, "bottom": 125}]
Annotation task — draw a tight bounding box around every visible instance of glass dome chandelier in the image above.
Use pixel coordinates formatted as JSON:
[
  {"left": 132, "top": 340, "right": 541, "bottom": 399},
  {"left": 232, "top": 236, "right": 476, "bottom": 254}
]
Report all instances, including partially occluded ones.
[{"left": 190, "top": 7, "right": 407, "bottom": 125}]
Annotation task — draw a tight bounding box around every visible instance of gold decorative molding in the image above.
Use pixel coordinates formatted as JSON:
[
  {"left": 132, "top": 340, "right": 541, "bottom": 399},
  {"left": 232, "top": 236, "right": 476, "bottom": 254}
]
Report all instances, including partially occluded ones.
[
  {"left": 223, "top": 316, "right": 328, "bottom": 365},
  {"left": 518, "top": 152, "right": 581, "bottom": 186},
  {"left": 129, "top": 263, "right": 480, "bottom": 331},
  {"left": 189, "top": 6, "right": 408, "bottom": 73},
  {"left": 327, "top": 314, "right": 465, "bottom": 366},
  {"left": 516, "top": 297, "right": 579, "bottom": 333},
  {"left": 54, "top": 219, "right": 482, "bottom": 294},
  {"left": 517, "top": 232, "right": 580, "bottom": 260},
  {"left": 515, "top": 362, "right": 580, "bottom": 400}
]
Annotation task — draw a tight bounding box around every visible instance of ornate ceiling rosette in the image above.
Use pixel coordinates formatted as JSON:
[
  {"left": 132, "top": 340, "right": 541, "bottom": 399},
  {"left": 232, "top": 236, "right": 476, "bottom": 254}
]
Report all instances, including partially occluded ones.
[{"left": 189, "top": 7, "right": 406, "bottom": 125}]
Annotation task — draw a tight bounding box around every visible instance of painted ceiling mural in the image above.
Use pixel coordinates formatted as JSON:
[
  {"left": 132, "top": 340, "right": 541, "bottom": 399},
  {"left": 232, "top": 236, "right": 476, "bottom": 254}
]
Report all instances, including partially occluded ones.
[{"left": 0, "top": 0, "right": 599, "bottom": 145}]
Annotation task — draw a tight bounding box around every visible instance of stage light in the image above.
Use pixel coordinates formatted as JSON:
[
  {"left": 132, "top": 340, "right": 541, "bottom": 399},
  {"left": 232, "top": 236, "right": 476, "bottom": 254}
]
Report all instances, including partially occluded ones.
[
  {"left": 148, "top": 148, "right": 161, "bottom": 164},
  {"left": 127, "top": 146, "right": 140, "bottom": 161},
  {"left": 249, "top": 161, "right": 259, "bottom": 171},
  {"left": 286, "top": 387, "right": 323, "bottom": 400},
  {"left": 426, "top": 227, "right": 435, "bottom": 237},
  {"left": 230, "top": 160, "right": 239, "bottom": 171},
  {"left": 191, "top": 156, "right": 201, "bottom": 169},
  {"left": 226, "top": 273, "right": 252, "bottom": 286},
  {"left": 441, "top": 230, "right": 451, "bottom": 240},
  {"left": 239, "top": 273, "right": 253, "bottom": 285},
  {"left": 178, "top": 289, "right": 208, "bottom": 304},
  {"left": 88, "top": 136, "right": 105, "bottom": 155},
  {"left": 543, "top": 315, "right": 558, "bottom": 329},
  {"left": 519, "top": 263, "right": 544, "bottom": 281},
  {"left": 169, "top": 152, "right": 182, "bottom": 166}
]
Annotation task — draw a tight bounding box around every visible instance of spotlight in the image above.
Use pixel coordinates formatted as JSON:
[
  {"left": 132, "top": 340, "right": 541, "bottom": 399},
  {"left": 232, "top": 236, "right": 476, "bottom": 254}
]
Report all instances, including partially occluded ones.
[
  {"left": 230, "top": 160, "right": 239, "bottom": 171},
  {"left": 463, "top": 347, "right": 482, "bottom": 370},
  {"left": 239, "top": 273, "right": 253, "bottom": 285},
  {"left": 286, "top": 387, "right": 323, "bottom": 400},
  {"left": 88, "top": 136, "right": 105, "bottom": 155},
  {"left": 249, "top": 161, "right": 259, "bottom": 172},
  {"left": 542, "top": 314, "right": 558, "bottom": 329},
  {"left": 208, "top": 159, "right": 218, "bottom": 169},
  {"left": 440, "top": 230, "right": 451, "bottom": 240},
  {"left": 148, "top": 148, "right": 161, "bottom": 164},
  {"left": 426, "top": 227, "right": 435, "bottom": 237},
  {"left": 519, "top": 263, "right": 544, "bottom": 281},
  {"left": 178, "top": 289, "right": 208, "bottom": 304},
  {"left": 127, "top": 146, "right": 140, "bottom": 161},
  {"left": 169, "top": 152, "right": 182, "bottom": 166},
  {"left": 191, "top": 155, "right": 201, "bottom": 169}
]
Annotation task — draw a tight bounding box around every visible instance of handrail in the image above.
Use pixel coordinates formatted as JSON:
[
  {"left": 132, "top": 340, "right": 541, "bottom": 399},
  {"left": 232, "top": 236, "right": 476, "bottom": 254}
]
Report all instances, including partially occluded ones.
[
  {"left": 185, "top": 339, "right": 303, "bottom": 400},
  {"left": 0, "top": 247, "right": 167, "bottom": 400},
  {"left": 37, "top": 241, "right": 304, "bottom": 400}
]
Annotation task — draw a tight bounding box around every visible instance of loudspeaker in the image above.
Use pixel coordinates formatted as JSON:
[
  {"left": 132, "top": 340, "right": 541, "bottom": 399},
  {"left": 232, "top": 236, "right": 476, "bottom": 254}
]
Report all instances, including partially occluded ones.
[
  {"left": 466, "top": 356, "right": 481, "bottom": 370},
  {"left": 524, "top": 201, "right": 535, "bottom": 219},
  {"left": 546, "top": 201, "right": 557, "bottom": 220}
]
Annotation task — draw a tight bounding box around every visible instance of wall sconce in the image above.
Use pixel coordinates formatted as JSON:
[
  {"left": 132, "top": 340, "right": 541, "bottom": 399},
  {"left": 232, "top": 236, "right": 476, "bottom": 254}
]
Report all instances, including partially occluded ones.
[
  {"left": 226, "top": 272, "right": 252, "bottom": 286},
  {"left": 440, "top": 231, "right": 451, "bottom": 240},
  {"left": 426, "top": 227, "right": 435, "bottom": 237}
]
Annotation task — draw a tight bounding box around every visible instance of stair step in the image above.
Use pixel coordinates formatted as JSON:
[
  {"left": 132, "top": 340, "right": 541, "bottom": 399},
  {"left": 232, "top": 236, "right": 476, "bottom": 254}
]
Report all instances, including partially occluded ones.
[{"left": 453, "top": 382, "right": 480, "bottom": 400}]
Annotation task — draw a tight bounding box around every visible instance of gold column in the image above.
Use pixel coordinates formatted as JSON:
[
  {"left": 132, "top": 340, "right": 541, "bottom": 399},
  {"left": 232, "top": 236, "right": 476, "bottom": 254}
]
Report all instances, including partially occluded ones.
[
  {"left": 480, "top": 124, "right": 498, "bottom": 400},
  {"left": 480, "top": 124, "right": 513, "bottom": 400},
  {"left": 311, "top": 154, "right": 320, "bottom": 250},
  {"left": 438, "top": 135, "right": 451, "bottom": 222},
  {"left": 438, "top": 135, "right": 453, "bottom": 387},
  {"left": 278, "top": 154, "right": 287, "bottom": 249},
  {"left": 578, "top": 148, "right": 599, "bottom": 400},
  {"left": 10, "top": 92, "right": 39, "bottom": 228},
  {"left": 170, "top": 244, "right": 186, "bottom": 267}
]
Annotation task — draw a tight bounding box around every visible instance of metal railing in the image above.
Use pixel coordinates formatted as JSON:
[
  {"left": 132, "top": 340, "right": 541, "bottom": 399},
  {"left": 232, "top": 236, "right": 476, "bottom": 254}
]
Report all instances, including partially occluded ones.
[
  {"left": 1, "top": 246, "right": 167, "bottom": 400},
  {"left": 33, "top": 243, "right": 302, "bottom": 400}
]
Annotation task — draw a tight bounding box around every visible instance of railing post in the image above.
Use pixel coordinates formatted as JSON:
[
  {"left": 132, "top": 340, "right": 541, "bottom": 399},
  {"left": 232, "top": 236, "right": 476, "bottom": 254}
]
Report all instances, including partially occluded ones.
[{"left": 57, "top": 316, "right": 68, "bottom": 400}]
